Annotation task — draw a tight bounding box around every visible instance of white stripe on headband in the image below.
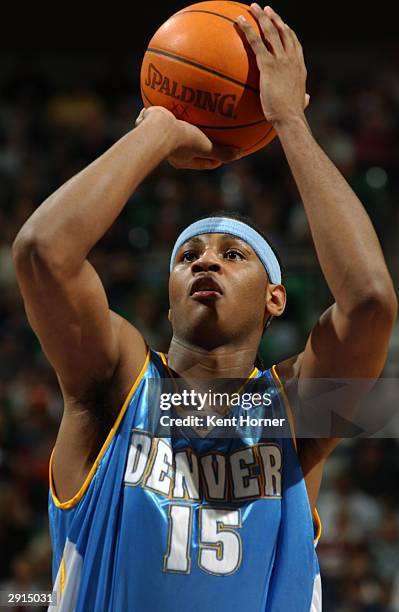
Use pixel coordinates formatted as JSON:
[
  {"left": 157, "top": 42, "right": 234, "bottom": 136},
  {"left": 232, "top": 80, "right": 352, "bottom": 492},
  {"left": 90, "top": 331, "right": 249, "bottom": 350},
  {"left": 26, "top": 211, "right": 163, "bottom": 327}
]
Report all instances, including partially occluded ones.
[{"left": 169, "top": 217, "right": 281, "bottom": 284}]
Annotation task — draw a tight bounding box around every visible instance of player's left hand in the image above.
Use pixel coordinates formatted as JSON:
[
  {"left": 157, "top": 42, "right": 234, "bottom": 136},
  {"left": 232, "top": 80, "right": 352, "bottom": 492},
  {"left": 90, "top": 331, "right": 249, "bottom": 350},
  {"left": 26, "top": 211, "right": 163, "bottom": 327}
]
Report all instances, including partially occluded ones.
[
  {"left": 135, "top": 106, "right": 241, "bottom": 170},
  {"left": 236, "top": 5, "right": 310, "bottom": 125}
]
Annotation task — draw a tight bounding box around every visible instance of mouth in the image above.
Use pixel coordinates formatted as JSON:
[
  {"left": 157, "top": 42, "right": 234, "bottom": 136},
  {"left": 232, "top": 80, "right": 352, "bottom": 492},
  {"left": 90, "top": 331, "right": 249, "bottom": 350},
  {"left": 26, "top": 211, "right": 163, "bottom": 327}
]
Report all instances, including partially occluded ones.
[{"left": 189, "top": 276, "right": 223, "bottom": 300}]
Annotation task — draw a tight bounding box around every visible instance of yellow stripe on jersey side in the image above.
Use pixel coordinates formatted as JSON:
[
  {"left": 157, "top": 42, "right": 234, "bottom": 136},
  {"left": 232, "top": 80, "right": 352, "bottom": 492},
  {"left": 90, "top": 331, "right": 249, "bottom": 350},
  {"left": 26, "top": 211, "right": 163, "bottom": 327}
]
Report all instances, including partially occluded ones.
[
  {"left": 270, "top": 364, "right": 323, "bottom": 544},
  {"left": 60, "top": 556, "right": 65, "bottom": 595},
  {"left": 49, "top": 349, "right": 151, "bottom": 510}
]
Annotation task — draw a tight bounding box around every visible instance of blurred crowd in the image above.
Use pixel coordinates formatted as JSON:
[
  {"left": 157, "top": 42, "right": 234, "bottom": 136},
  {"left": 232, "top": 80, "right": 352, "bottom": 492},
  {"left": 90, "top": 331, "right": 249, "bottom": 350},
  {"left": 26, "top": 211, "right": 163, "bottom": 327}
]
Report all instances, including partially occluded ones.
[{"left": 0, "top": 55, "right": 398, "bottom": 611}]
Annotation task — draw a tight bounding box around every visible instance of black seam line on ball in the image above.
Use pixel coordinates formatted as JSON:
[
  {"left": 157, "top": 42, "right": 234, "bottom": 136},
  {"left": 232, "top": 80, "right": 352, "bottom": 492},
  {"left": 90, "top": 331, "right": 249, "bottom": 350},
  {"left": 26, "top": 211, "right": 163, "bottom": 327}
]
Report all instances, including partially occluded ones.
[
  {"left": 146, "top": 47, "right": 260, "bottom": 95},
  {"left": 141, "top": 87, "right": 268, "bottom": 130}
]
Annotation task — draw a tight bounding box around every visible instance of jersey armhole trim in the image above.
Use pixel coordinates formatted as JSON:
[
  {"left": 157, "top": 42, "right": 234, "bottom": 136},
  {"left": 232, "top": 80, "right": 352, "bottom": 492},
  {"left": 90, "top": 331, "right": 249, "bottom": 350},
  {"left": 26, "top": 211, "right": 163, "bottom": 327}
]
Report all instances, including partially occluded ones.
[
  {"left": 271, "top": 363, "right": 323, "bottom": 545},
  {"left": 49, "top": 349, "right": 151, "bottom": 510},
  {"left": 313, "top": 507, "right": 322, "bottom": 545},
  {"left": 158, "top": 351, "right": 168, "bottom": 366}
]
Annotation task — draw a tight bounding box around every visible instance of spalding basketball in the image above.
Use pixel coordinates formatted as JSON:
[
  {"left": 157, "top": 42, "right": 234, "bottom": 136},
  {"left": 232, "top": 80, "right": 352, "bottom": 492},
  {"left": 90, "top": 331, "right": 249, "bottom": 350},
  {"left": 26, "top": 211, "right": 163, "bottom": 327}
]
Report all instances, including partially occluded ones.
[{"left": 140, "top": 1, "right": 276, "bottom": 157}]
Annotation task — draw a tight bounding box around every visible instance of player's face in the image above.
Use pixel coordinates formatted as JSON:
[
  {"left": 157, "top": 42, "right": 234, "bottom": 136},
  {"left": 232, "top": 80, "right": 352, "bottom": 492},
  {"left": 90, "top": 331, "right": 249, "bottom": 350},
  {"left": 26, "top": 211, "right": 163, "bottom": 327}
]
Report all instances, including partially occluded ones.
[{"left": 168, "top": 233, "right": 270, "bottom": 348}]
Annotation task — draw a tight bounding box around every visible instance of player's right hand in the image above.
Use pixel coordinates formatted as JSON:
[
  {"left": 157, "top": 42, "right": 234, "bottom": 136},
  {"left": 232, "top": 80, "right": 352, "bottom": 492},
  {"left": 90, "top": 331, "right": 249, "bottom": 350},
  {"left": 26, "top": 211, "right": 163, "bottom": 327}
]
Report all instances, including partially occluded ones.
[
  {"left": 236, "top": 5, "right": 310, "bottom": 126},
  {"left": 135, "top": 106, "right": 241, "bottom": 170}
]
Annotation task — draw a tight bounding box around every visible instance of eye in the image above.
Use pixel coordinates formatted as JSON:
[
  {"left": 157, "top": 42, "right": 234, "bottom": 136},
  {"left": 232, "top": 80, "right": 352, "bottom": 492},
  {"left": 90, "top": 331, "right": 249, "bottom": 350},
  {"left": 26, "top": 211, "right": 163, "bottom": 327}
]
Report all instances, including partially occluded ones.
[
  {"left": 181, "top": 251, "right": 198, "bottom": 262},
  {"left": 225, "top": 249, "right": 245, "bottom": 260}
]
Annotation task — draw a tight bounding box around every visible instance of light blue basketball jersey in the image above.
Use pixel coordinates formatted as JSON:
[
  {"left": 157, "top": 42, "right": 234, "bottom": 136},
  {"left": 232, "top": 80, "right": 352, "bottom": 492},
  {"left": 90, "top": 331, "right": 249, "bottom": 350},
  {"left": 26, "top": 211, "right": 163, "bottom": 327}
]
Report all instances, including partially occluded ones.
[{"left": 48, "top": 349, "right": 322, "bottom": 611}]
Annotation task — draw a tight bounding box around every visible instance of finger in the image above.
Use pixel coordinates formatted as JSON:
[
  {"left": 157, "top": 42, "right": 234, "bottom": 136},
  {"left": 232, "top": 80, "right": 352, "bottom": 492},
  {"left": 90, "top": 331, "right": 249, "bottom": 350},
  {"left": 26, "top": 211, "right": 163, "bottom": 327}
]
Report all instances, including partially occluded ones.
[
  {"left": 236, "top": 15, "right": 271, "bottom": 64},
  {"left": 263, "top": 6, "right": 294, "bottom": 53},
  {"left": 168, "top": 157, "right": 222, "bottom": 170},
  {"left": 193, "top": 158, "right": 223, "bottom": 170},
  {"left": 173, "top": 158, "right": 223, "bottom": 171},
  {"left": 250, "top": 3, "right": 284, "bottom": 55}
]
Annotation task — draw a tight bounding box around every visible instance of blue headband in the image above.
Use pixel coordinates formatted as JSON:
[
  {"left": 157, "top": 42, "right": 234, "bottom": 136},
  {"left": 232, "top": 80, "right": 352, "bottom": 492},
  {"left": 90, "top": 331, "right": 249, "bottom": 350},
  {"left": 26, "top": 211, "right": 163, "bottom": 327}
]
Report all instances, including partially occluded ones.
[{"left": 169, "top": 217, "right": 282, "bottom": 284}]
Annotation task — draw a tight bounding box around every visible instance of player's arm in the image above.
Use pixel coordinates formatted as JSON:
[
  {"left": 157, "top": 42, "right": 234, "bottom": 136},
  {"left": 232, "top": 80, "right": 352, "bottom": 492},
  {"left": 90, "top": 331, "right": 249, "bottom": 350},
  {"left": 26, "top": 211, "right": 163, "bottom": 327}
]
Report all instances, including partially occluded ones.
[
  {"left": 12, "top": 107, "right": 237, "bottom": 399},
  {"left": 238, "top": 6, "right": 396, "bottom": 446},
  {"left": 276, "top": 107, "right": 397, "bottom": 385}
]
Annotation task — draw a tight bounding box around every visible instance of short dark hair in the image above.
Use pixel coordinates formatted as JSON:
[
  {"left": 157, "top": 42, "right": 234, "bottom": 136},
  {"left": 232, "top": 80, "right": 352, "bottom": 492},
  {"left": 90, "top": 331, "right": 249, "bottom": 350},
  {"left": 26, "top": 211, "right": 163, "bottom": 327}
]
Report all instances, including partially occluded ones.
[{"left": 195, "top": 210, "right": 284, "bottom": 371}]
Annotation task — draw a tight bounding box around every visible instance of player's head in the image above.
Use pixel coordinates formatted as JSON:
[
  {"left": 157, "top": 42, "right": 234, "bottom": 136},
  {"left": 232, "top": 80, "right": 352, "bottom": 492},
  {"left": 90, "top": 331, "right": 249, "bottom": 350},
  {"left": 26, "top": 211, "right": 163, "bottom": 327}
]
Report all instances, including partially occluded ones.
[{"left": 168, "top": 212, "right": 286, "bottom": 364}]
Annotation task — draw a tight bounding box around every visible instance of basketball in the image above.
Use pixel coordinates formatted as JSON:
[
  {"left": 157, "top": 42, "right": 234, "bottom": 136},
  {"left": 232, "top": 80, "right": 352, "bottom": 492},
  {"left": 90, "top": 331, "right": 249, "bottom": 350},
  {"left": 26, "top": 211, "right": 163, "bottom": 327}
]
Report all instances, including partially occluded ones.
[{"left": 140, "top": 1, "right": 276, "bottom": 157}]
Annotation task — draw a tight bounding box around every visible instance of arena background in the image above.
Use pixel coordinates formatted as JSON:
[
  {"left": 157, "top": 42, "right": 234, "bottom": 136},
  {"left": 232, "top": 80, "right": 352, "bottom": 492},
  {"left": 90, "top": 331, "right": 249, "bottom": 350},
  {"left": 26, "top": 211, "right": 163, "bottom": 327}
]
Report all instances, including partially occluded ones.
[{"left": 0, "top": 1, "right": 398, "bottom": 610}]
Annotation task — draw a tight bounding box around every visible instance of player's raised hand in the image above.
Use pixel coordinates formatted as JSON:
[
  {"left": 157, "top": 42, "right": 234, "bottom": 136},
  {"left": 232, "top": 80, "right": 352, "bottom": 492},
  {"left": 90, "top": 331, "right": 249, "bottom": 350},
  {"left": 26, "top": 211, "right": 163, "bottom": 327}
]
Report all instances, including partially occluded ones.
[
  {"left": 135, "top": 106, "right": 241, "bottom": 170},
  {"left": 236, "top": 5, "right": 310, "bottom": 125}
]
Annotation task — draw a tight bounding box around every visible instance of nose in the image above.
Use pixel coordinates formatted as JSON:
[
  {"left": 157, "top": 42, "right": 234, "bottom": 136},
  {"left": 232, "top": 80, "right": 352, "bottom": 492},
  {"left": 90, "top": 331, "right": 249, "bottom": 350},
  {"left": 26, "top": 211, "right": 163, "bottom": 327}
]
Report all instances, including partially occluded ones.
[{"left": 191, "top": 249, "right": 221, "bottom": 273}]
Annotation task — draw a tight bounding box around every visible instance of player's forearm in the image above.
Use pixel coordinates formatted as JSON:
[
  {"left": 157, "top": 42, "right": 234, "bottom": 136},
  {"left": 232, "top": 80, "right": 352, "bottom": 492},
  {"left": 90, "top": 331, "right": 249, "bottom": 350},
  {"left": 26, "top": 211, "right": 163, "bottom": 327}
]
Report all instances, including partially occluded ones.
[
  {"left": 275, "top": 115, "right": 396, "bottom": 314},
  {"left": 13, "top": 112, "right": 176, "bottom": 269}
]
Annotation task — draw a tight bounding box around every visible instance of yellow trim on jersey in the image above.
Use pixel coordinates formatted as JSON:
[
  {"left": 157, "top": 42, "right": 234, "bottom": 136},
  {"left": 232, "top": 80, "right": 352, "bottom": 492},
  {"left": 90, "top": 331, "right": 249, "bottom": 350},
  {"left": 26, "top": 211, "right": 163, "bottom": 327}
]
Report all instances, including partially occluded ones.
[
  {"left": 246, "top": 366, "right": 259, "bottom": 382},
  {"left": 60, "top": 556, "right": 65, "bottom": 595},
  {"left": 270, "top": 364, "right": 323, "bottom": 544},
  {"left": 49, "top": 349, "right": 151, "bottom": 510},
  {"left": 159, "top": 351, "right": 168, "bottom": 366},
  {"left": 313, "top": 508, "right": 322, "bottom": 545}
]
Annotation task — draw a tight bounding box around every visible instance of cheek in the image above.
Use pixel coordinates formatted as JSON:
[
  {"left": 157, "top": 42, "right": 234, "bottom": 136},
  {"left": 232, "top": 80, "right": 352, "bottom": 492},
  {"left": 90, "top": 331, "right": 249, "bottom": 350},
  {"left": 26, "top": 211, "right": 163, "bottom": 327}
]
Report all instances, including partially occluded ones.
[
  {"left": 169, "top": 274, "right": 185, "bottom": 306},
  {"left": 243, "top": 270, "right": 267, "bottom": 297},
  {"left": 226, "top": 272, "right": 265, "bottom": 311},
  {"left": 241, "top": 273, "right": 268, "bottom": 314}
]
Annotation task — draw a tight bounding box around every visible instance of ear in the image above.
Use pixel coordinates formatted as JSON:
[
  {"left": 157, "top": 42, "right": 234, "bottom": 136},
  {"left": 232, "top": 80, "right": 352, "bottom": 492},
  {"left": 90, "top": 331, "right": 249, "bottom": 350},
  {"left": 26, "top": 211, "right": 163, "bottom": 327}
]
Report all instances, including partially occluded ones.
[
  {"left": 168, "top": 308, "right": 171, "bottom": 322},
  {"left": 264, "top": 284, "right": 286, "bottom": 322}
]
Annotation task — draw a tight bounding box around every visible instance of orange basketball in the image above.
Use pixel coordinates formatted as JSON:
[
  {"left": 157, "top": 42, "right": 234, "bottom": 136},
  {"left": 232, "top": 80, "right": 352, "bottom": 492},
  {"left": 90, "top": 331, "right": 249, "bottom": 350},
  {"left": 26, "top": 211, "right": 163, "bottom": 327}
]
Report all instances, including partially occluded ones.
[{"left": 140, "top": 1, "right": 276, "bottom": 157}]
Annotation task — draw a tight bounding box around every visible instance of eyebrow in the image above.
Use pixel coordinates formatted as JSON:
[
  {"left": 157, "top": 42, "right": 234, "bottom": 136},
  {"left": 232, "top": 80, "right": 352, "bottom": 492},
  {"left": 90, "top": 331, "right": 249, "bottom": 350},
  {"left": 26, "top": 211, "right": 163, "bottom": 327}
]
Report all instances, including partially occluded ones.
[{"left": 181, "top": 236, "right": 205, "bottom": 249}]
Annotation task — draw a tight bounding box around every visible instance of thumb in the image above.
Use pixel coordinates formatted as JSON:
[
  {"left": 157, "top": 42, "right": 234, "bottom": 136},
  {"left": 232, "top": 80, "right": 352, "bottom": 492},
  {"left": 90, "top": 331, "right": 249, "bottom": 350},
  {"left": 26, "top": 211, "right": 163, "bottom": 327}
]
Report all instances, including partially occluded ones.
[{"left": 169, "top": 157, "right": 222, "bottom": 170}]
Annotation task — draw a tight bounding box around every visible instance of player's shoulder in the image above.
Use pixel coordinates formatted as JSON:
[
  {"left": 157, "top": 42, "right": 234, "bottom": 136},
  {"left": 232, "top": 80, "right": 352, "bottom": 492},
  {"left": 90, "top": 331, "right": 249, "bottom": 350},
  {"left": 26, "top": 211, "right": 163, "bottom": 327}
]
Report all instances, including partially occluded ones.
[{"left": 111, "top": 310, "right": 149, "bottom": 351}]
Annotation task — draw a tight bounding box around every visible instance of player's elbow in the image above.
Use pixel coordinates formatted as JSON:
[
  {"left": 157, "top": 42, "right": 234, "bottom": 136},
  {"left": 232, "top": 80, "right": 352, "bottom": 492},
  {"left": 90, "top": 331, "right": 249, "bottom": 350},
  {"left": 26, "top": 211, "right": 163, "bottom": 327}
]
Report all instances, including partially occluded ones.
[
  {"left": 348, "top": 281, "right": 397, "bottom": 327},
  {"left": 12, "top": 226, "right": 71, "bottom": 278}
]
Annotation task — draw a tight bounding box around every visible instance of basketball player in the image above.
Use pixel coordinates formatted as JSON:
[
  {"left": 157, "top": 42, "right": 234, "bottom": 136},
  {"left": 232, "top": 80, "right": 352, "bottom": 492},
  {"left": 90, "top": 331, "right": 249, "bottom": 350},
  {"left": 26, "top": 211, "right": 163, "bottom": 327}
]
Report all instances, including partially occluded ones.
[{"left": 12, "top": 4, "right": 396, "bottom": 611}]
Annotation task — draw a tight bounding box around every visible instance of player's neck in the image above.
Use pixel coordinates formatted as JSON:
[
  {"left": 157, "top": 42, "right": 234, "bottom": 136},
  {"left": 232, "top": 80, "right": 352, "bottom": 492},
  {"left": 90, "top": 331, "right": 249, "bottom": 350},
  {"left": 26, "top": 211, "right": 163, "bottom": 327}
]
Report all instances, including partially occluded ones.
[{"left": 167, "top": 336, "right": 258, "bottom": 379}]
